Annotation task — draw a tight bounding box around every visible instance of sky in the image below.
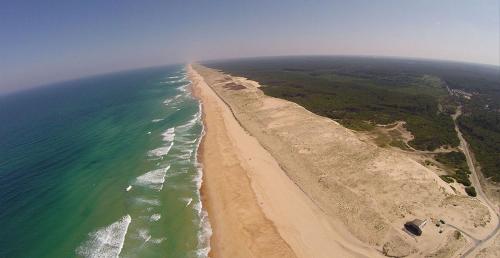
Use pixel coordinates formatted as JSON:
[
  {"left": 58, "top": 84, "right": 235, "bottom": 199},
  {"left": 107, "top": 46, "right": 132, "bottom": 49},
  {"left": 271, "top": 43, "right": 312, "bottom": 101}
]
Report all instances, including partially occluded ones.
[{"left": 0, "top": 0, "right": 498, "bottom": 94}]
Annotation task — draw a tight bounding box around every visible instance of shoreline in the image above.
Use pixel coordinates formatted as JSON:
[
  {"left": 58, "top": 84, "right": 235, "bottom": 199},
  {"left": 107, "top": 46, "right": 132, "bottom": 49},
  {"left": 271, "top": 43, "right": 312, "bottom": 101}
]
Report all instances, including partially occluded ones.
[
  {"left": 193, "top": 98, "right": 212, "bottom": 257},
  {"left": 188, "top": 64, "right": 382, "bottom": 258}
]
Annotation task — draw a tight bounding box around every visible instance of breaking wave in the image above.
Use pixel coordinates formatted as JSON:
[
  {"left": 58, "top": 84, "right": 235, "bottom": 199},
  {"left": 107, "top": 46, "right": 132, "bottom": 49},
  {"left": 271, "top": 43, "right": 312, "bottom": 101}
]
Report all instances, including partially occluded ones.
[
  {"left": 112, "top": 68, "right": 210, "bottom": 257},
  {"left": 193, "top": 102, "right": 212, "bottom": 258},
  {"left": 76, "top": 215, "right": 131, "bottom": 258},
  {"left": 148, "top": 142, "right": 174, "bottom": 157},
  {"left": 135, "top": 165, "right": 170, "bottom": 191},
  {"left": 135, "top": 198, "right": 160, "bottom": 206},
  {"left": 177, "top": 108, "right": 201, "bottom": 130},
  {"left": 163, "top": 94, "right": 184, "bottom": 105},
  {"left": 161, "top": 127, "right": 175, "bottom": 142},
  {"left": 150, "top": 213, "right": 161, "bottom": 222},
  {"left": 137, "top": 229, "right": 152, "bottom": 243}
]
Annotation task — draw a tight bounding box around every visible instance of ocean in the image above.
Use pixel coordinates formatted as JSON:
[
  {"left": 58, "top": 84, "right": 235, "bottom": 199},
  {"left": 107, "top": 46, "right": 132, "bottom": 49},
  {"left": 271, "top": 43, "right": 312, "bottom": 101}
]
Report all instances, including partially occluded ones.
[{"left": 0, "top": 65, "right": 211, "bottom": 258}]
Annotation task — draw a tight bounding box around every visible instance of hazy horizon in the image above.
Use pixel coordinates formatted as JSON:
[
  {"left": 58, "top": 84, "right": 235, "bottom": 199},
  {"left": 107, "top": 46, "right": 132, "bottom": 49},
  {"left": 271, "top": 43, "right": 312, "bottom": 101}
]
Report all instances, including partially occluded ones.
[{"left": 1, "top": 0, "right": 498, "bottom": 94}]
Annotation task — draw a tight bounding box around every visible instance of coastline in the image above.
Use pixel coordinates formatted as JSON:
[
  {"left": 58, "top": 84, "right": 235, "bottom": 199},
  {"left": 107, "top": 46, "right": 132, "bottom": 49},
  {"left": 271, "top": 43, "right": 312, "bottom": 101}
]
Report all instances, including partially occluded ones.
[{"left": 188, "top": 64, "right": 382, "bottom": 258}]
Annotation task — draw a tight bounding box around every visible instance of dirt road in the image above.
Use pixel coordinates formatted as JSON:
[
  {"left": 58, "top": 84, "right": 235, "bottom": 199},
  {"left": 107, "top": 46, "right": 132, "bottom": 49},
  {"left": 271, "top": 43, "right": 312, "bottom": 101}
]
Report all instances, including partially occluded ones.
[{"left": 452, "top": 107, "right": 500, "bottom": 257}]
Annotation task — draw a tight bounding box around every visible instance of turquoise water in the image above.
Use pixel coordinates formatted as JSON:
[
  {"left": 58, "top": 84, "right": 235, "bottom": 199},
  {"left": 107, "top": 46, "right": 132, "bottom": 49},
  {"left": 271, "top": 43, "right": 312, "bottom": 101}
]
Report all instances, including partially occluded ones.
[{"left": 0, "top": 65, "right": 210, "bottom": 258}]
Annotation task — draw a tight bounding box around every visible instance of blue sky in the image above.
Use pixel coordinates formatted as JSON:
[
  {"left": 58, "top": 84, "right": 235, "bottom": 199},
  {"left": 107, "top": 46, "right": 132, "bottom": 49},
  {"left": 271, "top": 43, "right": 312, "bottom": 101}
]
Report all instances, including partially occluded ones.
[{"left": 0, "top": 0, "right": 498, "bottom": 94}]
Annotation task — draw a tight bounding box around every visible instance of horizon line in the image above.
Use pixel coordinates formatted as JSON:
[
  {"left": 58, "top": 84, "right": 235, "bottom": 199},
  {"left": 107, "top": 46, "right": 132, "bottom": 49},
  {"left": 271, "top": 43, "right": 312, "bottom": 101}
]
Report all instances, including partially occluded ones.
[{"left": 2, "top": 54, "right": 498, "bottom": 97}]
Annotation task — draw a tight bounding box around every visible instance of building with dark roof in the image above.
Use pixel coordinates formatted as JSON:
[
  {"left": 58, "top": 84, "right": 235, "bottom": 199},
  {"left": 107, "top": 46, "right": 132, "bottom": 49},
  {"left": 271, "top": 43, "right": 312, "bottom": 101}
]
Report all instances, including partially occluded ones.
[{"left": 404, "top": 219, "right": 428, "bottom": 236}]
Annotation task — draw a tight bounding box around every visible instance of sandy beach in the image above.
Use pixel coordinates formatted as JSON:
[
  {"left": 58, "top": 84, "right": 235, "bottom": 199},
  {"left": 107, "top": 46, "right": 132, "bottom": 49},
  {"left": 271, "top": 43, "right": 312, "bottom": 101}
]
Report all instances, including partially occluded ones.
[
  {"left": 189, "top": 66, "right": 296, "bottom": 258},
  {"left": 188, "top": 64, "right": 497, "bottom": 257}
]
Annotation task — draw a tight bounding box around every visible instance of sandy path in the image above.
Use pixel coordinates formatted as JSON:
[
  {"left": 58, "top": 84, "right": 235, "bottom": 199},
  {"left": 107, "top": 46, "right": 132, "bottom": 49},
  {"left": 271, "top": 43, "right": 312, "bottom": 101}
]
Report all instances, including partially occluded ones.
[{"left": 188, "top": 65, "right": 382, "bottom": 258}]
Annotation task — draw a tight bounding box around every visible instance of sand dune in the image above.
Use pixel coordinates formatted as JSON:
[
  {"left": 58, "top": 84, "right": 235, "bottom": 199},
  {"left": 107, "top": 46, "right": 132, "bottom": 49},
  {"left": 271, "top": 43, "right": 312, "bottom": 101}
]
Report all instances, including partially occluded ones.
[{"left": 189, "top": 64, "right": 496, "bottom": 258}]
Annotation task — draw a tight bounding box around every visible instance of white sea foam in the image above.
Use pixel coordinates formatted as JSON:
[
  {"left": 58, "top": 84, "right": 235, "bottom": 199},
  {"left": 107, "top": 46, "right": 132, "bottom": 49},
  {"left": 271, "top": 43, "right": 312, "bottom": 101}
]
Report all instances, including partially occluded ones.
[
  {"left": 192, "top": 168, "right": 203, "bottom": 190},
  {"left": 148, "top": 142, "right": 174, "bottom": 157},
  {"left": 150, "top": 213, "right": 161, "bottom": 222},
  {"left": 176, "top": 153, "right": 190, "bottom": 161},
  {"left": 163, "top": 94, "right": 184, "bottom": 105},
  {"left": 193, "top": 101, "right": 212, "bottom": 258},
  {"left": 177, "top": 149, "right": 193, "bottom": 160},
  {"left": 161, "top": 127, "right": 175, "bottom": 142},
  {"left": 161, "top": 77, "right": 188, "bottom": 85},
  {"left": 195, "top": 247, "right": 211, "bottom": 258},
  {"left": 136, "top": 198, "right": 160, "bottom": 206},
  {"left": 164, "top": 169, "right": 188, "bottom": 178},
  {"left": 171, "top": 76, "right": 188, "bottom": 84},
  {"left": 177, "top": 83, "right": 190, "bottom": 92},
  {"left": 177, "top": 110, "right": 201, "bottom": 130},
  {"left": 135, "top": 166, "right": 170, "bottom": 191},
  {"left": 194, "top": 200, "right": 212, "bottom": 258},
  {"left": 193, "top": 201, "right": 202, "bottom": 216},
  {"left": 160, "top": 78, "right": 185, "bottom": 84},
  {"left": 138, "top": 229, "right": 152, "bottom": 243},
  {"left": 76, "top": 215, "right": 131, "bottom": 258},
  {"left": 177, "top": 137, "right": 198, "bottom": 144},
  {"left": 176, "top": 93, "right": 184, "bottom": 98},
  {"left": 136, "top": 229, "right": 165, "bottom": 246},
  {"left": 150, "top": 237, "right": 166, "bottom": 244}
]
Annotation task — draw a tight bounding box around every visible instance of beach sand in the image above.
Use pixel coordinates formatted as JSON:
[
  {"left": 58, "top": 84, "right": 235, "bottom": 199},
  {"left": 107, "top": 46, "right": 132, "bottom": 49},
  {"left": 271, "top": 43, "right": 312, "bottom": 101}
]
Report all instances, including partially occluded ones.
[
  {"left": 189, "top": 64, "right": 496, "bottom": 257},
  {"left": 189, "top": 66, "right": 296, "bottom": 258}
]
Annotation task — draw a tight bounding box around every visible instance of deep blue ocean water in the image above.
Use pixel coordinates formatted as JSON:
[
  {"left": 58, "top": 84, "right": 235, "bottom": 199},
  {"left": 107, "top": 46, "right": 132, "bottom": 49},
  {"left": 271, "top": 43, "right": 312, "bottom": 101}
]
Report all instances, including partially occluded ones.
[{"left": 0, "top": 65, "right": 210, "bottom": 258}]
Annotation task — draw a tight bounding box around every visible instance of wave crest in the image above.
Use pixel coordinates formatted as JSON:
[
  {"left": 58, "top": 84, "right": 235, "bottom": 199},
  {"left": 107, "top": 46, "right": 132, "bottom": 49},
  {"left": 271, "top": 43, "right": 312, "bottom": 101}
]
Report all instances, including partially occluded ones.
[
  {"left": 76, "top": 215, "right": 131, "bottom": 258},
  {"left": 135, "top": 165, "right": 170, "bottom": 191}
]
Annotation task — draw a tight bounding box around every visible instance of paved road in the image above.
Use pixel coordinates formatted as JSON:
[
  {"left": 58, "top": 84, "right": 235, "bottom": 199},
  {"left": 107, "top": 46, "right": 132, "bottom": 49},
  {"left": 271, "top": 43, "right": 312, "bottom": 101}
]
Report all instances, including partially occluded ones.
[{"left": 452, "top": 107, "right": 500, "bottom": 257}]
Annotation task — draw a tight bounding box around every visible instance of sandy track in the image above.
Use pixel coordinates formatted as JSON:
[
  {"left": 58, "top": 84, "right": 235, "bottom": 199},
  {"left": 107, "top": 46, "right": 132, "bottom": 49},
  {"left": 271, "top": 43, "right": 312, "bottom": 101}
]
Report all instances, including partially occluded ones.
[
  {"left": 189, "top": 65, "right": 382, "bottom": 258},
  {"left": 452, "top": 107, "right": 500, "bottom": 257}
]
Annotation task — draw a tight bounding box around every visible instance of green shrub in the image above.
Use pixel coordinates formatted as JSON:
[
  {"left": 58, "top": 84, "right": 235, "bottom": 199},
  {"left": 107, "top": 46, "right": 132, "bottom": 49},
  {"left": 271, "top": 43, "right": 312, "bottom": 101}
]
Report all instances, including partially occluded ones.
[
  {"left": 435, "top": 151, "right": 469, "bottom": 172},
  {"left": 452, "top": 170, "right": 471, "bottom": 186},
  {"left": 465, "top": 186, "right": 477, "bottom": 197},
  {"left": 435, "top": 151, "right": 472, "bottom": 187},
  {"left": 439, "top": 175, "right": 454, "bottom": 183}
]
